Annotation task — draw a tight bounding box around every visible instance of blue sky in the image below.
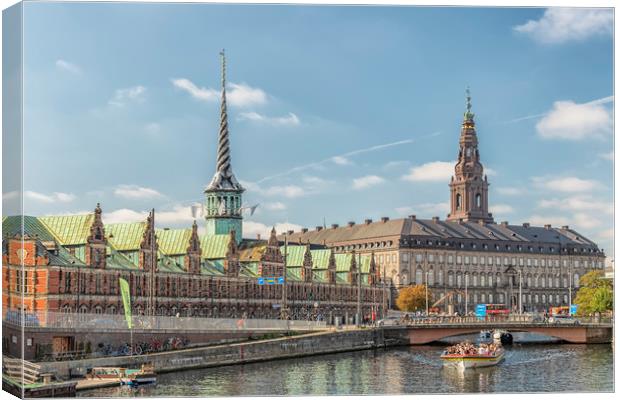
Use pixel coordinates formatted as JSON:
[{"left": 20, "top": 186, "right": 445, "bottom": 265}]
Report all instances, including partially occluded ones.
[{"left": 5, "top": 4, "right": 614, "bottom": 258}]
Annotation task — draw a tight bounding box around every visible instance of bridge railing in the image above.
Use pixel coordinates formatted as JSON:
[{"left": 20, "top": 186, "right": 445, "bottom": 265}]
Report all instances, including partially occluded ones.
[
  {"left": 391, "top": 314, "right": 612, "bottom": 326},
  {"left": 2, "top": 310, "right": 328, "bottom": 332}
]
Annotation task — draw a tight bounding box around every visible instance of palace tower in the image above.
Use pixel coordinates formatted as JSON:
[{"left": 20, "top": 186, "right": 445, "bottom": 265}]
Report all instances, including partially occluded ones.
[{"left": 447, "top": 89, "right": 494, "bottom": 223}]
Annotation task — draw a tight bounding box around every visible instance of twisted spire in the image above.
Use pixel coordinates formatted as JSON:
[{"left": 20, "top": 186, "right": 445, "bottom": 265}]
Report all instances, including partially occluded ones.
[{"left": 206, "top": 49, "right": 244, "bottom": 192}]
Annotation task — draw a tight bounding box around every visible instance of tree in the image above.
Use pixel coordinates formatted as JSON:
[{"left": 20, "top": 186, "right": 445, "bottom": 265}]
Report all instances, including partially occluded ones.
[
  {"left": 573, "top": 270, "right": 613, "bottom": 316},
  {"left": 396, "top": 285, "right": 433, "bottom": 312}
]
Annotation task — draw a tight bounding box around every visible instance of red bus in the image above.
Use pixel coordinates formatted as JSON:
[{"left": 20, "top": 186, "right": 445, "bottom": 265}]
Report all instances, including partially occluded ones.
[{"left": 484, "top": 304, "right": 510, "bottom": 320}]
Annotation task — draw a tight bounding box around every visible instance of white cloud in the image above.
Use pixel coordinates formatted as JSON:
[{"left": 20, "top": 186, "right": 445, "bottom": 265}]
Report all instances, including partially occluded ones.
[
  {"left": 171, "top": 78, "right": 218, "bottom": 102},
  {"left": 262, "top": 185, "right": 306, "bottom": 198},
  {"left": 538, "top": 195, "right": 612, "bottom": 215},
  {"left": 145, "top": 123, "right": 161, "bottom": 135},
  {"left": 264, "top": 202, "right": 287, "bottom": 211},
  {"left": 384, "top": 160, "right": 410, "bottom": 170},
  {"left": 109, "top": 86, "right": 146, "bottom": 107},
  {"left": 171, "top": 79, "right": 267, "bottom": 107},
  {"left": 596, "top": 229, "right": 614, "bottom": 241},
  {"left": 114, "top": 185, "right": 164, "bottom": 200},
  {"left": 496, "top": 187, "right": 522, "bottom": 196},
  {"left": 24, "top": 191, "right": 75, "bottom": 203},
  {"left": 396, "top": 202, "right": 450, "bottom": 217},
  {"left": 489, "top": 204, "right": 514, "bottom": 215},
  {"left": 156, "top": 205, "right": 196, "bottom": 226},
  {"left": 536, "top": 99, "right": 612, "bottom": 141},
  {"left": 302, "top": 176, "right": 330, "bottom": 186},
  {"left": 332, "top": 156, "right": 352, "bottom": 165},
  {"left": 599, "top": 151, "right": 613, "bottom": 161},
  {"left": 55, "top": 59, "right": 82, "bottom": 74},
  {"left": 402, "top": 161, "right": 454, "bottom": 182},
  {"left": 243, "top": 220, "right": 302, "bottom": 239},
  {"left": 227, "top": 83, "right": 268, "bottom": 107},
  {"left": 352, "top": 175, "right": 385, "bottom": 190},
  {"left": 528, "top": 214, "right": 570, "bottom": 228},
  {"left": 2, "top": 191, "right": 18, "bottom": 201},
  {"left": 532, "top": 176, "right": 601, "bottom": 193},
  {"left": 102, "top": 208, "right": 147, "bottom": 225},
  {"left": 238, "top": 111, "right": 300, "bottom": 126},
  {"left": 528, "top": 213, "right": 603, "bottom": 231},
  {"left": 514, "top": 8, "right": 613, "bottom": 44}
]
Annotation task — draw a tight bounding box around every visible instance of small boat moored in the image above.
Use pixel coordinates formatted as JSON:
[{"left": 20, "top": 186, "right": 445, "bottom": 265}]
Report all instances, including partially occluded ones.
[
  {"left": 121, "top": 364, "right": 157, "bottom": 386},
  {"left": 493, "top": 330, "right": 513, "bottom": 345},
  {"left": 441, "top": 342, "right": 504, "bottom": 370}
]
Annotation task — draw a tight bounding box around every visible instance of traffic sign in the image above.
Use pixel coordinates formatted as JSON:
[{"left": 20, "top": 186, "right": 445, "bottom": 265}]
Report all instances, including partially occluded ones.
[
  {"left": 266, "top": 277, "right": 276, "bottom": 285},
  {"left": 475, "top": 304, "right": 487, "bottom": 318},
  {"left": 257, "top": 278, "right": 265, "bottom": 285},
  {"left": 277, "top": 276, "right": 285, "bottom": 284},
  {"left": 570, "top": 304, "right": 578, "bottom": 315}
]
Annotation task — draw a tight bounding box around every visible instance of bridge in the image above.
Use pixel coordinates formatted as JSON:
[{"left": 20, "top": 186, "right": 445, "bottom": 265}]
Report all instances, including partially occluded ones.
[{"left": 383, "top": 317, "right": 613, "bottom": 344}]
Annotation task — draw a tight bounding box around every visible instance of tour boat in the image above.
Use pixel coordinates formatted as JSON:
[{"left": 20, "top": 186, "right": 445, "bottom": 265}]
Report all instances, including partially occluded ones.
[
  {"left": 441, "top": 344, "right": 505, "bottom": 370},
  {"left": 479, "top": 330, "right": 491, "bottom": 340},
  {"left": 121, "top": 364, "right": 157, "bottom": 386}
]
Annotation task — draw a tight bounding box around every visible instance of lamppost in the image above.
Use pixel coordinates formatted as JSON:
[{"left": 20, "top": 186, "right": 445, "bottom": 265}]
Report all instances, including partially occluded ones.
[
  {"left": 518, "top": 269, "right": 523, "bottom": 314},
  {"left": 464, "top": 273, "right": 468, "bottom": 316},
  {"left": 356, "top": 252, "right": 362, "bottom": 326},
  {"left": 382, "top": 265, "right": 387, "bottom": 318},
  {"left": 425, "top": 270, "right": 430, "bottom": 316},
  {"left": 281, "top": 232, "right": 288, "bottom": 321}
]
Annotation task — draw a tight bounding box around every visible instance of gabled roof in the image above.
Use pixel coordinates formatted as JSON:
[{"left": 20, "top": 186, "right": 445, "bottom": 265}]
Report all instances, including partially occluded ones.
[
  {"left": 107, "top": 222, "right": 147, "bottom": 251},
  {"left": 3, "top": 215, "right": 56, "bottom": 242},
  {"left": 156, "top": 228, "right": 191, "bottom": 255},
  {"left": 310, "top": 249, "right": 331, "bottom": 269},
  {"left": 39, "top": 214, "right": 93, "bottom": 245},
  {"left": 201, "top": 234, "right": 231, "bottom": 259}
]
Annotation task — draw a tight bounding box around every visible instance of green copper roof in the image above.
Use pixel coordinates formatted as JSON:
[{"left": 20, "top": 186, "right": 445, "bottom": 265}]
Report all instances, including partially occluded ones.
[
  {"left": 286, "top": 267, "right": 301, "bottom": 281},
  {"left": 158, "top": 251, "right": 186, "bottom": 273},
  {"left": 313, "top": 270, "right": 328, "bottom": 283},
  {"left": 310, "top": 249, "right": 331, "bottom": 269},
  {"left": 107, "top": 222, "right": 146, "bottom": 251},
  {"left": 201, "top": 234, "right": 230, "bottom": 259},
  {"left": 39, "top": 214, "right": 93, "bottom": 245},
  {"left": 3, "top": 215, "right": 56, "bottom": 242},
  {"left": 358, "top": 254, "right": 372, "bottom": 274},
  {"left": 156, "top": 228, "right": 191, "bottom": 255},
  {"left": 334, "top": 253, "right": 353, "bottom": 272},
  {"left": 280, "top": 245, "right": 307, "bottom": 267}
]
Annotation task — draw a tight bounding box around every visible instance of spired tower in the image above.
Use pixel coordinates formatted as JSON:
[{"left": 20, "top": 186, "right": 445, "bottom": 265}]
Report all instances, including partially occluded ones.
[
  {"left": 205, "top": 50, "right": 245, "bottom": 243},
  {"left": 447, "top": 89, "right": 494, "bottom": 223}
]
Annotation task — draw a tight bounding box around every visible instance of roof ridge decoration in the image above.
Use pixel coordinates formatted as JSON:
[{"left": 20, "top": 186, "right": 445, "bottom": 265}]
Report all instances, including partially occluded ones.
[
  {"left": 225, "top": 230, "right": 240, "bottom": 276},
  {"left": 139, "top": 209, "right": 158, "bottom": 272},
  {"left": 327, "top": 249, "right": 337, "bottom": 284},
  {"left": 206, "top": 49, "right": 244, "bottom": 192},
  {"left": 302, "top": 241, "right": 313, "bottom": 282},
  {"left": 185, "top": 220, "right": 202, "bottom": 274},
  {"left": 85, "top": 203, "right": 107, "bottom": 269}
]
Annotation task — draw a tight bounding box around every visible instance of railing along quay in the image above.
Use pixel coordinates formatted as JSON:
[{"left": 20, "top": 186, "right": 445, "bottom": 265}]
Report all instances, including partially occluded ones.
[
  {"left": 3, "top": 311, "right": 328, "bottom": 331},
  {"left": 385, "top": 315, "right": 612, "bottom": 326}
]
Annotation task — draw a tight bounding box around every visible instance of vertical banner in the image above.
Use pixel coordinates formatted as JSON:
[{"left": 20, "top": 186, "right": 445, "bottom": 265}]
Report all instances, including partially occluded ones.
[{"left": 119, "top": 277, "right": 132, "bottom": 329}]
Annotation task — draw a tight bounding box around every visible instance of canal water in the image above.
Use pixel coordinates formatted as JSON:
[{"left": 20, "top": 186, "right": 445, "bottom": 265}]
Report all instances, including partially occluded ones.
[{"left": 79, "top": 336, "right": 613, "bottom": 396}]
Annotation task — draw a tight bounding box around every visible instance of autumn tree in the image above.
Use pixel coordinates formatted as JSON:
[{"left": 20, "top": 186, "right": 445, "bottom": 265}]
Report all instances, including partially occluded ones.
[
  {"left": 396, "top": 285, "right": 433, "bottom": 312},
  {"left": 573, "top": 270, "right": 613, "bottom": 316}
]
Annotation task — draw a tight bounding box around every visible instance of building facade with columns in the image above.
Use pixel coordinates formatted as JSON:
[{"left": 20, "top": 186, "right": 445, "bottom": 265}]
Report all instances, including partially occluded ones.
[{"left": 282, "top": 92, "right": 605, "bottom": 314}]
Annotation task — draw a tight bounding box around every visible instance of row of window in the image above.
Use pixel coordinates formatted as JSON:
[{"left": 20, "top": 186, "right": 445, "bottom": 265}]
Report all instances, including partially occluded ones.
[
  {"left": 402, "top": 269, "right": 581, "bottom": 289},
  {"left": 402, "top": 253, "right": 602, "bottom": 269},
  {"left": 450, "top": 292, "right": 570, "bottom": 306}
]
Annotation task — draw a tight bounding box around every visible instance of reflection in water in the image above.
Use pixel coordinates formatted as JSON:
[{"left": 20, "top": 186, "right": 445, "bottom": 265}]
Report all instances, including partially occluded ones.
[{"left": 79, "top": 343, "right": 613, "bottom": 397}]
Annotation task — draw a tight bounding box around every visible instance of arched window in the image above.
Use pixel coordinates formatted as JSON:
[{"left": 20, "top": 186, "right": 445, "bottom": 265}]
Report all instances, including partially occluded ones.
[
  {"left": 481, "top": 293, "right": 486, "bottom": 303},
  {"left": 456, "top": 194, "right": 462, "bottom": 210},
  {"left": 548, "top": 275, "right": 553, "bottom": 288},
  {"left": 496, "top": 274, "right": 501, "bottom": 287},
  {"left": 534, "top": 294, "right": 539, "bottom": 304},
  {"left": 415, "top": 267, "right": 423, "bottom": 285},
  {"left": 456, "top": 273, "right": 462, "bottom": 288},
  {"left": 573, "top": 273, "right": 580, "bottom": 288},
  {"left": 489, "top": 294, "right": 494, "bottom": 304},
  {"left": 438, "top": 268, "right": 444, "bottom": 285},
  {"left": 498, "top": 293, "right": 504, "bottom": 304},
  {"left": 562, "top": 276, "right": 568, "bottom": 288},
  {"left": 473, "top": 293, "right": 478, "bottom": 303},
  {"left": 541, "top": 276, "right": 546, "bottom": 288},
  {"left": 457, "top": 294, "right": 462, "bottom": 303},
  {"left": 94, "top": 305, "right": 103, "bottom": 314},
  {"left": 555, "top": 276, "right": 560, "bottom": 288},
  {"left": 488, "top": 273, "right": 493, "bottom": 287},
  {"left": 428, "top": 268, "right": 435, "bottom": 286},
  {"left": 563, "top": 294, "right": 568, "bottom": 304},
  {"left": 472, "top": 273, "right": 478, "bottom": 287},
  {"left": 475, "top": 193, "right": 482, "bottom": 208},
  {"left": 466, "top": 147, "right": 472, "bottom": 157},
  {"left": 527, "top": 275, "right": 532, "bottom": 287},
  {"left": 542, "top": 294, "right": 546, "bottom": 304},
  {"left": 448, "top": 272, "right": 454, "bottom": 286}
]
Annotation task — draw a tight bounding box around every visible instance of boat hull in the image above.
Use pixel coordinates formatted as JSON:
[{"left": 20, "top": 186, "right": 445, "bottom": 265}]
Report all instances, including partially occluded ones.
[{"left": 441, "top": 352, "right": 504, "bottom": 369}]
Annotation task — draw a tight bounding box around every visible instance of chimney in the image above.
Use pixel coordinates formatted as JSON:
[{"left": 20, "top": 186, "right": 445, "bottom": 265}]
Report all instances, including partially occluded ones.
[
  {"left": 523, "top": 223, "right": 530, "bottom": 228},
  {"left": 432, "top": 216, "right": 439, "bottom": 223},
  {"left": 316, "top": 226, "right": 323, "bottom": 231},
  {"left": 301, "top": 228, "right": 308, "bottom": 233},
  {"left": 381, "top": 217, "right": 389, "bottom": 223},
  {"left": 347, "top": 221, "right": 355, "bottom": 227},
  {"left": 409, "top": 215, "right": 416, "bottom": 220},
  {"left": 364, "top": 219, "right": 373, "bottom": 225},
  {"left": 544, "top": 224, "right": 551, "bottom": 230},
  {"left": 478, "top": 220, "right": 485, "bottom": 226},
  {"left": 501, "top": 221, "right": 509, "bottom": 227},
  {"left": 561, "top": 225, "right": 569, "bottom": 230},
  {"left": 331, "top": 224, "right": 339, "bottom": 229}
]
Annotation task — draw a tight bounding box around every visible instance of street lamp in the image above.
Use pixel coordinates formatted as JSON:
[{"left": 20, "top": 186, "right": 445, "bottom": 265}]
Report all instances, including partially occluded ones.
[
  {"left": 518, "top": 269, "right": 523, "bottom": 314},
  {"left": 425, "top": 270, "right": 430, "bottom": 316},
  {"left": 464, "top": 273, "right": 468, "bottom": 316}
]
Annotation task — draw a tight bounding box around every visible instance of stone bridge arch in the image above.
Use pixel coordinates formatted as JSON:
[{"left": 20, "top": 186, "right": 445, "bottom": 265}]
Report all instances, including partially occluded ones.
[{"left": 392, "top": 325, "right": 609, "bottom": 345}]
